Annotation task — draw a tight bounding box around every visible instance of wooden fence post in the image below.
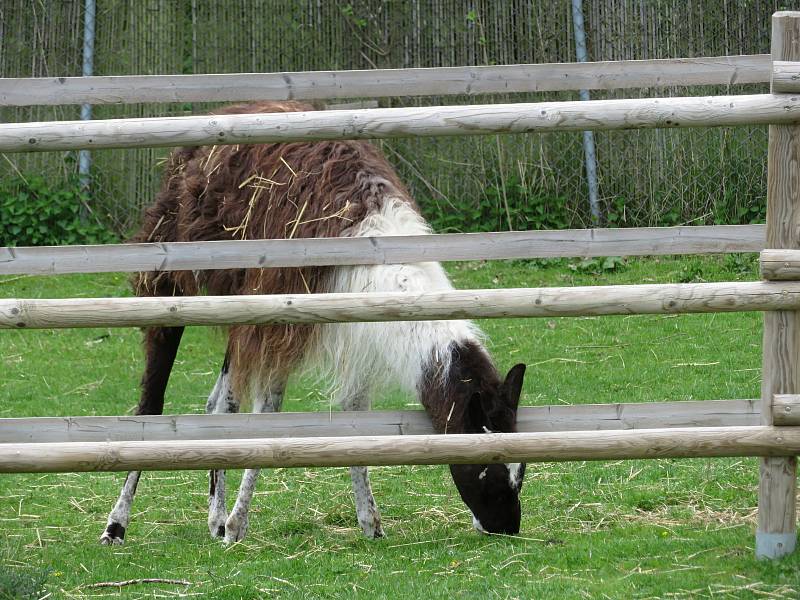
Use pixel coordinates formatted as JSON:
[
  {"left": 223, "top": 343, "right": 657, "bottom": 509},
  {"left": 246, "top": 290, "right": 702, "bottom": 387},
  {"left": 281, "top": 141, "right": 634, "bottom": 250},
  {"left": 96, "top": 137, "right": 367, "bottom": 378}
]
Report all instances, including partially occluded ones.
[{"left": 757, "top": 10, "right": 800, "bottom": 560}]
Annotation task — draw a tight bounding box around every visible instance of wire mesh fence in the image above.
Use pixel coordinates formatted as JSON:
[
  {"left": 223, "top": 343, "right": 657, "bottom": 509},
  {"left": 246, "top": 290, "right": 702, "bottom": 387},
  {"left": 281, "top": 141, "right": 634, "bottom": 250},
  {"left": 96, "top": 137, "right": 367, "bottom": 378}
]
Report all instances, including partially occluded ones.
[{"left": 0, "top": 0, "right": 785, "bottom": 234}]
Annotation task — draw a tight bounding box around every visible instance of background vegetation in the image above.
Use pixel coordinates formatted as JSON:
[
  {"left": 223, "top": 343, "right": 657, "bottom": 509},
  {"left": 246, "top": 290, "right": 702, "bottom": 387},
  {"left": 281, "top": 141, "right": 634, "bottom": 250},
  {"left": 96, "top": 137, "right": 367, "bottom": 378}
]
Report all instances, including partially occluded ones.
[
  {"left": 0, "top": 0, "right": 783, "bottom": 235},
  {"left": 0, "top": 175, "right": 117, "bottom": 247}
]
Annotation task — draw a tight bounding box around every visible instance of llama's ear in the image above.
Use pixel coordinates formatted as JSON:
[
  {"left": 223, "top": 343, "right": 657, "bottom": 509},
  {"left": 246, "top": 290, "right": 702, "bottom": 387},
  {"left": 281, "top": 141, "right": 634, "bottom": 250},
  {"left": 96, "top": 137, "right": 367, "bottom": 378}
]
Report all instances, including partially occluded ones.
[{"left": 502, "top": 363, "right": 526, "bottom": 410}]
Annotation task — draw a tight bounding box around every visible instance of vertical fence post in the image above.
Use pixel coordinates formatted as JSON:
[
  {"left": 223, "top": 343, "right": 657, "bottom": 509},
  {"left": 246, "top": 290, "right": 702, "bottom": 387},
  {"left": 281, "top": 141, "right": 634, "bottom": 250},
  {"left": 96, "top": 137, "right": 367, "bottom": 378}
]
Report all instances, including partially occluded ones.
[{"left": 757, "top": 10, "right": 800, "bottom": 560}]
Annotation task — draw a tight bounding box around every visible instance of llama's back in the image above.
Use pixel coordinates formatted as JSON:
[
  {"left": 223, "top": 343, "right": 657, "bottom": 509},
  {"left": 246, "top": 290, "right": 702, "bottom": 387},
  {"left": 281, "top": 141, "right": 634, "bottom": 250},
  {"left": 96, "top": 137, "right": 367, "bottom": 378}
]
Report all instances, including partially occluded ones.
[{"left": 132, "top": 101, "right": 418, "bottom": 296}]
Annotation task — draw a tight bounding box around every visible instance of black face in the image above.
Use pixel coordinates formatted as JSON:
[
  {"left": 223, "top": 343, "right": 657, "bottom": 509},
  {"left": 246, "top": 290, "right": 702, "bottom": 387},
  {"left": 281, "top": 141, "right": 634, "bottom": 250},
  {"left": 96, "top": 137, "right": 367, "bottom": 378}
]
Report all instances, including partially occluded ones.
[
  {"left": 450, "top": 363, "right": 527, "bottom": 535},
  {"left": 450, "top": 462, "right": 526, "bottom": 534}
]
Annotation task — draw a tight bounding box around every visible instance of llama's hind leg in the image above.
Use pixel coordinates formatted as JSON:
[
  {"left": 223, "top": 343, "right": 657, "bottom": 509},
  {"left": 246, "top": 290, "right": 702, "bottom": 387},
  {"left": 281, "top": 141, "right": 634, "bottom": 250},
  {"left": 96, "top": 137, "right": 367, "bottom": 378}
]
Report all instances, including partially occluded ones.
[
  {"left": 100, "top": 325, "right": 184, "bottom": 545},
  {"left": 223, "top": 381, "right": 285, "bottom": 544},
  {"left": 206, "top": 355, "right": 238, "bottom": 539},
  {"left": 341, "top": 391, "right": 384, "bottom": 538}
]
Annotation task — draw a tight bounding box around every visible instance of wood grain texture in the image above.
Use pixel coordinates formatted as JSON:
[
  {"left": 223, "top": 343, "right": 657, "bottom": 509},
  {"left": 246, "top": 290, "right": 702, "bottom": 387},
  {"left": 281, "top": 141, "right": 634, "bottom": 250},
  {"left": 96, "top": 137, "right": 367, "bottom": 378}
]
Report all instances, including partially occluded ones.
[
  {"left": 2, "top": 94, "right": 799, "bottom": 154},
  {"left": 5, "top": 282, "right": 800, "bottom": 330},
  {"left": 772, "top": 395, "right": 800, "bottom": 426},
  {"left": 771, "top": 60, "right": 800, "bottom": 93},
  {"left": 760, "top": 249, "right": 800, "bottom": 280},
  {"left": 0, "top": 55, "right": 770, "bottom": 107},
  {"left": 0, "top": 225, "right": 767, "bottom": 276},
  {"left": 1, "top": 426, "right": 798, "bottom": 474},
  {"left": 0, "top": 400, "right": 759, "bottom": 444},
  {"left": 758, "top": 10, "right": 800, "bottom": 552}
]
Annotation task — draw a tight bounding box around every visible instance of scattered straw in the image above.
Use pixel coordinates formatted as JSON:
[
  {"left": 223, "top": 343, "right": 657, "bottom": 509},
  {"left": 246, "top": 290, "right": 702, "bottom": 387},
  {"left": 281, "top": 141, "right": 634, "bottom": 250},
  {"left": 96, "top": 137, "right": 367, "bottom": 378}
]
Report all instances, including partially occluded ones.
[{"left": 286, "top": 200, "right": 308, "bottom": 239}]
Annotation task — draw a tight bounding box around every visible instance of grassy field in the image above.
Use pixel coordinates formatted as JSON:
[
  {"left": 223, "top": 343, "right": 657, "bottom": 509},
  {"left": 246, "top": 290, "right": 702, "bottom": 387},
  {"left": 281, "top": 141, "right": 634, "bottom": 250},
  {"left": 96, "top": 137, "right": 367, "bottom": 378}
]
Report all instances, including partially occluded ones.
[{"left": 2, "top": 255, "right": 800, "bottom": 599}]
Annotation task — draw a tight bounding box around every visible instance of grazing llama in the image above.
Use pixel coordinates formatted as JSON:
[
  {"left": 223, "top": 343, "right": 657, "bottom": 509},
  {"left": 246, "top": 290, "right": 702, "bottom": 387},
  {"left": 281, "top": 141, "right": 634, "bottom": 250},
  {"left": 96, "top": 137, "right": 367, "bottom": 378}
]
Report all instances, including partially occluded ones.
[{"left": 100, "top": 101, "right": 527, "bottom": 545}]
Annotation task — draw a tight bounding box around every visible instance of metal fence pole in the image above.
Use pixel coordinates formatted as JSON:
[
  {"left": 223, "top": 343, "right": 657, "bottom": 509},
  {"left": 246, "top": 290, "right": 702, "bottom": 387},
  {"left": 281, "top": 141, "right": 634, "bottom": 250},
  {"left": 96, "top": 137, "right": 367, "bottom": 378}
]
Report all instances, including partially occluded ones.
[
  {"left": 78, "top": 0, "right": 95, "bottom": 200},
  {"left": 571, "top": 0, "right": 601, "bottom": 224}
]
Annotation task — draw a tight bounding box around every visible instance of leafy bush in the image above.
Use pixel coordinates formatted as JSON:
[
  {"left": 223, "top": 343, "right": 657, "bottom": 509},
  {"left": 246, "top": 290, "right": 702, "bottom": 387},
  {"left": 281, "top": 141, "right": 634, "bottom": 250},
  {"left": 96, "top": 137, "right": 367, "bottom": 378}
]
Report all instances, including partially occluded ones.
[
  {"left": 568, "top": 256, "right": 626, "bottom": 274},
  {"left": 0, "top": 175, "right": 117, "bottom": 246},
  {"left": 0, "top": 568, "right": 49, "bottom": 600},
  {"left": 425, "top": 176, "right": 571, "bottom": 232},
  {"left": 0, "top": 547, "right": 49, "bottom": 600}
]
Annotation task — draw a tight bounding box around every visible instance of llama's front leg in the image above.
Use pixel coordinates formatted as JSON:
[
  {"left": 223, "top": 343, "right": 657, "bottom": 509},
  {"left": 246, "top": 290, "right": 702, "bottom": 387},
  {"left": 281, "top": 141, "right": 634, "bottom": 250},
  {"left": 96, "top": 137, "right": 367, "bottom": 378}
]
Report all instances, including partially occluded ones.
[
  {"left": 100, "top": 471, "right": 141, "bottom": 545},
  {"left": 223, "top": 383, "right": 284, "bottom": 544},
  {"left": 100, "top": 325, "right": 184, "bottom": 545},
  {"left": 206, "top": 356, "right": 238, "bottom": 539},
  {"left": 341, "top": 391, "right": 384, "bottom": 538}
]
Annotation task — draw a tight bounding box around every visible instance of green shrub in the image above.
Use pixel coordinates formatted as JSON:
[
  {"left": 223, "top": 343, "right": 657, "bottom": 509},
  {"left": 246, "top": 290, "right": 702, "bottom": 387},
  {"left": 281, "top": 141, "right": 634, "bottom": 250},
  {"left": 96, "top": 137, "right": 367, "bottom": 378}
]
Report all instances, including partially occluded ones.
[
  {"left": 0, "top": 547, "right": 49, "bottom": 600},
  {"left": 425, "top": 175, "right": 571, "bottom": 232},
  {"left": 0, "top": 175, "right": 117, "bottom": 246}
]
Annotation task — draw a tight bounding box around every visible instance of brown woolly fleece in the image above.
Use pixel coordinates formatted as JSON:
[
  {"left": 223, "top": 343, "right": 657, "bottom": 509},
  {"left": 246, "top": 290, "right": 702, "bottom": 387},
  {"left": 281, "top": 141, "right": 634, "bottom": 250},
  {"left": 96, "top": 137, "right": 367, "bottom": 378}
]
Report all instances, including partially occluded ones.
[{"left": 130, "top": 100, "right": 419, "bottom": 396}]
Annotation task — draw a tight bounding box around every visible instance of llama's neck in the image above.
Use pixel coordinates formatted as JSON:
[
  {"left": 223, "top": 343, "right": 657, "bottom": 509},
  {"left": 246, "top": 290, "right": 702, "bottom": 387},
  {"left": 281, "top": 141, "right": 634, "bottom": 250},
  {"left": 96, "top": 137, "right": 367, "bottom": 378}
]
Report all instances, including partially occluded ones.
[
  {"left": 312, "top": 194, "right": 482, "bottom": 401},
  {"left": 417, "top": 340, "right": 501, "bottom": 434}
]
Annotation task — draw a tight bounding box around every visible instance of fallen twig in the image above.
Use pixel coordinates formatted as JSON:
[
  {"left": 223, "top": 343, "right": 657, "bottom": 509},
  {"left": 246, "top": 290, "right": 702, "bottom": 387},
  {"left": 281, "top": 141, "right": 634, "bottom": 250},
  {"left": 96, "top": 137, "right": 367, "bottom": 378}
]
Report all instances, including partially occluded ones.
[{"left": 82, "top": 578, "right": 191, "bottom": 589}]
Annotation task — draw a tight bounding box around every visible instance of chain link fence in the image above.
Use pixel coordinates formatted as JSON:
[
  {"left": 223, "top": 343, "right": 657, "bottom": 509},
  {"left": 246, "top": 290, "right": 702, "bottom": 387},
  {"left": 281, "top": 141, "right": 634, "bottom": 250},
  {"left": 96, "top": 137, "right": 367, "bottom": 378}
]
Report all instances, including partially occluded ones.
[{"left": 0, "top": 0, "right": 787, "bottom": 234}]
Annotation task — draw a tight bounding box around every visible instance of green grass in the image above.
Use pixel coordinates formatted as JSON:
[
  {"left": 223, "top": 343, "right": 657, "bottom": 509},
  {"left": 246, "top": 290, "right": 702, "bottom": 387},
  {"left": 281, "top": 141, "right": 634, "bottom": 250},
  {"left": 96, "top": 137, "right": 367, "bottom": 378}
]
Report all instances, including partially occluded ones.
[{"left": 2, "top": 255, "right": 800, "bottom": 598}]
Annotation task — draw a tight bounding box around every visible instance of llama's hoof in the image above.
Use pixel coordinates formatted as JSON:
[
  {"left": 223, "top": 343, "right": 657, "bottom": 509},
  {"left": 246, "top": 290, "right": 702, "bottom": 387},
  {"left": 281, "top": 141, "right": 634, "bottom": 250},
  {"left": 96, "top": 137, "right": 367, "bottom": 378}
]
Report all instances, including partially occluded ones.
[
  {"left": 371, "top": 526, "right": 385, "bottom": 539},
  {"left": 208, "top": 514, "right": 227, "bottom": 539},
  {"left": 223, "top": 512, "right": 248, "bottom": 544},
  {"left": 99, "top": 523, "right": 126, "bottom": 545},
  {"left": 360, "top": 521, "right": 384, "bottom": 539}
]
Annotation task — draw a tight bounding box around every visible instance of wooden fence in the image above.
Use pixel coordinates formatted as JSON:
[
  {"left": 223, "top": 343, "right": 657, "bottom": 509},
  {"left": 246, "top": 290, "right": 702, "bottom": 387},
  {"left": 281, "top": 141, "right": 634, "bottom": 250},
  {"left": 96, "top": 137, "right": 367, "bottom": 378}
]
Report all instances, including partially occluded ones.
[{"left": 3, "top": 9, "right": 800, "bottom": 561}]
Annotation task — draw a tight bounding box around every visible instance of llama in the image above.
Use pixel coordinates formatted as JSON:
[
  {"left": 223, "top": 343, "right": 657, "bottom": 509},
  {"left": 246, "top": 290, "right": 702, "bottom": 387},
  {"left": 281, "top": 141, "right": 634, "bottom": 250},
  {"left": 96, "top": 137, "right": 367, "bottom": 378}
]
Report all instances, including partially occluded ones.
[{"left": 99, "top": 101, "right": 527, "bottom": 545}]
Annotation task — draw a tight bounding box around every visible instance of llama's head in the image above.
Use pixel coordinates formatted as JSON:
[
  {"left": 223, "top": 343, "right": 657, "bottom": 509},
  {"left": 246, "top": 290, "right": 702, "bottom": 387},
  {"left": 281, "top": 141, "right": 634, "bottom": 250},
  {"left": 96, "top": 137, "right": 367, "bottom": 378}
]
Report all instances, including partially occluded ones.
[{"left": 448, "top": 362, "right": 527, "bottom": 535}]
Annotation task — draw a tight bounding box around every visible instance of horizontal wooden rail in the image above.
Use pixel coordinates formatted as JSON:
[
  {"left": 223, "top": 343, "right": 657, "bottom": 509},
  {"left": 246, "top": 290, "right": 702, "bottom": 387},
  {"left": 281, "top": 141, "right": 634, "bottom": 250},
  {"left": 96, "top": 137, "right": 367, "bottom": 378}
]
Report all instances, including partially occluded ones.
[
  {"left": 0, "top": 400, "right": 759, "bottom": 443},
  {"left": 0, "top": 55, "right": 771, "bottom": 107},
  {"left": 773, "top": 395, "right": 800, "bottom": 426},
  {"left": 772, "top": 60, "right": 800, "bottom": 92},
  {"left": 0, "top": 225, "right": 766, "bottom": 276},
  {"left": 2, "top": 94, "right": 798, "bottom": 154},
  {"left": 0, "top": 426, "right": 797, "bottom": 473},
  {"left": 3, "top": 281, "right": 800, "bottom": 329},
  {"left": 760, "top": 249, "right": 800, "bottom": 280}
]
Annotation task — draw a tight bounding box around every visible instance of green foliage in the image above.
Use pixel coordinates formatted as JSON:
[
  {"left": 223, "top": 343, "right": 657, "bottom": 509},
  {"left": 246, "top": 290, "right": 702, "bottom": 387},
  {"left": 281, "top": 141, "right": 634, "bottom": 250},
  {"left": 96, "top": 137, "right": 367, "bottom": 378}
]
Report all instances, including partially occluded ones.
[
  {"left": 605, "top": 196, "right": 628, "bottom": 226},
  {"left": 714, "top": 189, "right": 766, "bottom": 225},
  {"left": 724, "top": 252, "right": 759, "bottom": 276},
  {"left": 340, "top": 4, "right": 367, "bottom": 28},
  {"left": 0, "top": 548, "right": 49, "bottom": 600},
  {"left": 677, "top": 257, "right": 707, "bottom": 283},
  {"left": 658, "top": 205, "right": 685, "bottom": 227},
  {"left": 425, "top": 176, "right": 571, "bottom": 233},
  {"left": 568, "top": 256, "right": 626, "bottom": 274},
  {"left": 0, "top": 175, "right": 117, "bottom": 247},
  {"left": 510, "top": 256, "right": 628, "bottom": 275}
]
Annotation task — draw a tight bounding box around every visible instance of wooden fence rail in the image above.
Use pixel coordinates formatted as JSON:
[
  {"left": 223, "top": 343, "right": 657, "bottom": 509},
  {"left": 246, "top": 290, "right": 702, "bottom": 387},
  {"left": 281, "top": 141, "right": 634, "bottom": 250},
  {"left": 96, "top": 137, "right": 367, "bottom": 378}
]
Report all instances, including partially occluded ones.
[
  {"left": 760, "top": 249, "right": 800, "bottom": 280},
  {"left": 4, "top": 281, "right": 800, "bottom": 329},
  {"left": 769, "top": 60, "right": 800, "bottom": 92},
  {"left": 0, "top": 55, "right": 771, "bottom": 107},
  {"left": 3, "top": 94, "right": 799, "bottom": 154},
  {"left": 2, "top": 426, "right": 798, "bottom": 474},
  {"left": 0, "top": 400, "right": 760, "bottom": 443},
  {"left": 0, "top": 225, "right": 766, "bottom": 276}
]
